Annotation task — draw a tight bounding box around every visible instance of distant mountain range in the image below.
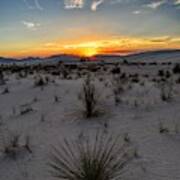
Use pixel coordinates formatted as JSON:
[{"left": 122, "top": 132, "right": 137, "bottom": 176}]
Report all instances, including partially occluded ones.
[
  {"left": 94, "top": 49, "right": 180, "bottom": 63},
  {"left": 0, "top": 49, "right": 180, "bottom": 65},
  {"left": 0, "top": 54, "right": 80, "bottom": 65},
  {"left": 124, "top": 49, "right": 180, "bottom": 63}
]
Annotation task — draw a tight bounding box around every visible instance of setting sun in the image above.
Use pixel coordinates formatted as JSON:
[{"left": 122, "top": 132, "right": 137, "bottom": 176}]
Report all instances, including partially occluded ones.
[{"left": 80, "top": 48, "right": 98, "bottom": 57}]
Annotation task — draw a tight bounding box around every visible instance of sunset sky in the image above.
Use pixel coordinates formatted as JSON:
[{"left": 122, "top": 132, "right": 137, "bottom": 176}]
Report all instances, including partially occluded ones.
[{"left": 0, "top": 0, "right": 180, "bottom": 58}]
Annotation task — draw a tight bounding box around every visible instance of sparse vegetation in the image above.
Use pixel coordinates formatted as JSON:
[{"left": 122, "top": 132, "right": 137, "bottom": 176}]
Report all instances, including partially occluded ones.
[
  {"left": 1, "top": 133, "right": 32, "bottom": 160},
  {"left": 1, "top": 52, "right": 180, "bottom": 180}
]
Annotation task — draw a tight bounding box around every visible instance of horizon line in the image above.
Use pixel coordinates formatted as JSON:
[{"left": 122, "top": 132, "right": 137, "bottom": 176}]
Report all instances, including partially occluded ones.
[{"left": 1, "top": 48, "right": 180, "bottom": 60}]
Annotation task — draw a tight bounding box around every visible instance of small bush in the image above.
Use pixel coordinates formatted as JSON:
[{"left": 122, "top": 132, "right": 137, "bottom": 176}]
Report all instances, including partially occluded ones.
[
  {"left": 173, "top": 64, "right": 180, "bottom": 74},
  {"left": 59, "top": 64, "right": 69, "bottom": 79},
  {"left": 165, "top": 71, "right": 171, "bottom": 79},
  {"left": 158, "top": 70, "right": 164, "bottom": 77},
  {"left": 159, "top": 122, "right": 169, "bottom": 134},
  {"left": 34, "top": 76, "right": 47, "bottom": 87},
  {"left": 20, "top": 104, "right": 33, "bottom": 115},
  {"left": 0, "top": 71, "right": 5, "bottom": 85},
  {"left": 3, "top": 134, "right": 20, "bottom": 159},
  {"left": 158, "top": 78, "right": 174, "bottom": 102},
  {"left": 2, "top": 87, "right": 9, "bottom": 94},
  {"left": 2, "top": 133, "right": 32, "bottom": 160},
  {"left": 111, "top": 66, "right": 121, "bottom": 74},
  {"left": 54, "top": 95, "right": 60, "bottom": 103},
  {"left": 112, "top": 74, "right": 128, "bottom": 105}
]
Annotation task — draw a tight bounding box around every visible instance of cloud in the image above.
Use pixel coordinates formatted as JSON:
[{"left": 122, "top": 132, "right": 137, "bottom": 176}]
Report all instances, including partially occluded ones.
[
  {"left": 23, "top": 0, "right": 43, "bottom": 10},
  {"left": 174, "top": 0, "right": 180, "bottom": 5},
  {"left": 64, "top": 0, "right": 84, "bottom": 9},
  {"left": 22, "top": 21, "right": 40, "bottom": 30},
  {"left": 34, "top": 0, "right": 43, "bottom": 10},
  {"left": 44, "top": 36, "right": 179, "bottom": 51},
  {"left": 145, "top": 1, "right": 165, "bottom": 10},
  {"left": 132, "top": 10, "right": 141, "bottom": 14},
  {"left": 144, "top": 0, "right": 166, "bottom": 9},
  {"left": 150, "top": 36, "right": 172, "bottom": 43},
  {"left": 110, "top": 0, "right": 137, "bottom": 5},
  {"left": 64, "top": 0, "right": 105, "bottom": 11},
  {"left": 91, "top": 0, "right": 104, "bottom": 11}
]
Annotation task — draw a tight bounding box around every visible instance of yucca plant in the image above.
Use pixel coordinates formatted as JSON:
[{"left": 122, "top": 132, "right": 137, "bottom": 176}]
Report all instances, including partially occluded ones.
[
  {"left": 49, "top": 133, "right": 134, "bottom": 180},
  {"left": 79, "top": 75, "right": 98, "bottom": 118}
]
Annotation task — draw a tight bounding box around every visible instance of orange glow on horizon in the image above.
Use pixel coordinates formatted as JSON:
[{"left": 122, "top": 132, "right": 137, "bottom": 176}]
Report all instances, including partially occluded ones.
[
  {"left": 0, "top": 35, "right": 180, "bottom": 58},
  {"left": 77, "top": 48, "right": 99, "bottom": 57}
]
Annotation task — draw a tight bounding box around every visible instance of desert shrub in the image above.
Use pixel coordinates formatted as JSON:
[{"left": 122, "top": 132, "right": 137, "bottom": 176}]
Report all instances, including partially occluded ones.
[
  {"left": 152, "top": 78, "right": 157, "bottom": 82},
  {"left": 158, "top": 78, "right": 174, "bottom": 102},
  {"left": 23, "top": 135, "right": 32, "bottom": 154},
  {"left": 111, "top": 66, "right": 121, "bottom": 74},
  {"left": 120, "top": 72, "right": 126, "bottom": 79},
  {"left": 2, "top": 86, "right": 9, "bottom": 94},
  {"left": 45, "top": 76, "right": 49, "bottom": 82},
  {"left": 176, "top": 76, "right": 180, "bottom": 84},
  {"left": 49, "top": 133, "right": 135, "bottom": 180},
  {"left": 130, "top": 74, "right": 139, "bottom": 83},
  {"left": 12, "top": 106, "right": 16, "bottom": 115},
  {"left": 51, "top": 71, "right": 60, "bottom": 76},
  {"left": 19, "top": 103, "right": 33, "bottom": 115},
  {"left": 131, "top": 77, "right": 139, "bottom": 83},
  {"left": 113, "top": 78, "right": 124, "bottom": 105},
  {"left": 112, "top": 74, "right": 128, "bottom": 105},
  {"left": 173, "top": 64, "right": 180, "bottom": 74},
  {"left": 40, "top": 114, "right": 45, "bottom": 122},
  {"left": 59, "top": 63, "right": 69, "bottom": 79},
  {"left": 174, "top": 123, "right": 179, "bottom": 134},
  {"left": 1, "top": 133, "right": 32, "bottom": 160},
  {"left": 99, "top": 77, "right": 104, "bottom": 82},
  {"left": 149, "top": 62, "right": 157, "bottom": 66},
  {"left": 0, "top": 115, "right": 3, "bottom": 126},
  {"left": 79, "top": 75, "right": 98, "bottom": 118},
  {"left": 33, "top": 97, "right": 38, "bottom": 103},
  {"left": 158, "top": 69, "right": 164, "bottom": 77},
  {"left": 0, "top": 70, "right": 5, "bottom": 85},
  {"left": 123, "top": 59, "right": 129, "bottom": 64},
  {"left": 18, "top": 71, "right": 27, "bottom": 79},
  {"left": 54, "top": 95, "right": 60, "bottom": 103},
  {"left": 34, "top": 76, "right": 47, "bottom": 87},
  {"left": 165, "top": 71, "right": 171, "bottom": 79},
  {"left": 123, "top": 133, "right": 131, "bottom": 143},
  {"left": 3, "top": 134, "right": 20, "bottom": 159},
  {"left": 143, "top": 74, "right": 149, "bottom": 78},
  {"left": 159, "top": 122, "right": 169, "bottom": 134}
]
